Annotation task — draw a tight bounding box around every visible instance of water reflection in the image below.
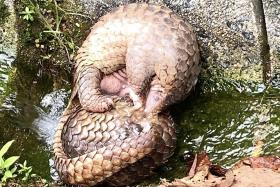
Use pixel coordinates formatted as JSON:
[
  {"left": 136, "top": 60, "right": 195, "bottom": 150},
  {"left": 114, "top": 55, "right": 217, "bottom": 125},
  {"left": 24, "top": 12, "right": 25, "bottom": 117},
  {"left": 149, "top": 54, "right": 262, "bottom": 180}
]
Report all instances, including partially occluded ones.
[
  {"left": 174, "top": 93, "right": 280, "bottom": 168},
  {"left": 33, "top": 89, "right": 69, "bottom": 146}
]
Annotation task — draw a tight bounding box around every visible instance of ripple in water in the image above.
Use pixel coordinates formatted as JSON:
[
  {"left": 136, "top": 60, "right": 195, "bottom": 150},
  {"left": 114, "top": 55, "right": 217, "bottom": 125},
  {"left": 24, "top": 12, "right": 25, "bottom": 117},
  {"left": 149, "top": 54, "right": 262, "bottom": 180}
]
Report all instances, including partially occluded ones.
[{"left": 33, "top": 89, "right": 69, "bottom": 146}]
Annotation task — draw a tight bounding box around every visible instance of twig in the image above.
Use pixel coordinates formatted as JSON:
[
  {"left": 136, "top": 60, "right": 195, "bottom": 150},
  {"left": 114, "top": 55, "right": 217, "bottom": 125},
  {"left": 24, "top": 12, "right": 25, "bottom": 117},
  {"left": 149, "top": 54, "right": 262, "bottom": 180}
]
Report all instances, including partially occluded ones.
[
  {"left": 56, "top": 5, "right": 93, "bottom": 21},
  {"left": 27, "top": 0, "right": 71, "bottom": 63}
]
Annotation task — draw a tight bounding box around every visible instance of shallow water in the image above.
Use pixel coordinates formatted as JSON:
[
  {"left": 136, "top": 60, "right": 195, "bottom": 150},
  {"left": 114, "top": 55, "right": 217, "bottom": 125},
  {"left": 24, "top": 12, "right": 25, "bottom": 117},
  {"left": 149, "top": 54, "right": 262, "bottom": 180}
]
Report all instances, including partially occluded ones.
[
  {"left": 141, "top": 86, "right": 280, "bottom": 185},
  {"left": 0, "top": 52, "right": 279, "bottom": 185}
]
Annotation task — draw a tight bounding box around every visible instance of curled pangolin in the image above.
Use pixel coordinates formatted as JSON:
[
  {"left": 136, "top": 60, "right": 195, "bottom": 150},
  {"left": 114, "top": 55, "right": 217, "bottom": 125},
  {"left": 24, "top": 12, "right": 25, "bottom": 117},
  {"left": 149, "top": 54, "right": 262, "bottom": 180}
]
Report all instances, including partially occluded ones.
[
  {"left": 53, "top": 3, "right": 200, "bottom": 186},
  {"left": 72, "top": 3, "right": 200, "bottom": 114},
  {"left": 53, "top": 98, "right": 176, "bottom": 186}
]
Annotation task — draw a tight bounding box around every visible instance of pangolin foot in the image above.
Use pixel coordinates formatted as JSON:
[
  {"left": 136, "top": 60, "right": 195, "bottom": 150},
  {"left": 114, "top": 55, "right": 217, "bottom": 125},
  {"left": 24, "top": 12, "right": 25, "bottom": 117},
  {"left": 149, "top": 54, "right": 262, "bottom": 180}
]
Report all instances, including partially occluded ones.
[{"left": 83, "top": 95, "right": 115, "bottom": 113}]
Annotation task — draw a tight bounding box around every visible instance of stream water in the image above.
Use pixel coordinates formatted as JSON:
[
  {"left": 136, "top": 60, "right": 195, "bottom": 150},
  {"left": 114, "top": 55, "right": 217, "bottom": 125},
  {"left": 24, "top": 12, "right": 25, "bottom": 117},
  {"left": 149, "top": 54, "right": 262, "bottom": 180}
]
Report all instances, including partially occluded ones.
[{"left": 0, "top": 50, "right": 279, "bottom": 185}]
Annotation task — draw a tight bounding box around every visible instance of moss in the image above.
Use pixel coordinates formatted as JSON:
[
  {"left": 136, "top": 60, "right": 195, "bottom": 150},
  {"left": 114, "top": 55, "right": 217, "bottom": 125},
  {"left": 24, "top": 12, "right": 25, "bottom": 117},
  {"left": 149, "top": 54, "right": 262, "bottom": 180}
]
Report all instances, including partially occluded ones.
[
  {"left": 15, "top": 0, "right": 92, "bottom": 75},
  {"left": 198, "top": 54, "right": 264, "bottom": 95},
  {"left": 0, "top": 65, "right": 16, "bottom": 105}
]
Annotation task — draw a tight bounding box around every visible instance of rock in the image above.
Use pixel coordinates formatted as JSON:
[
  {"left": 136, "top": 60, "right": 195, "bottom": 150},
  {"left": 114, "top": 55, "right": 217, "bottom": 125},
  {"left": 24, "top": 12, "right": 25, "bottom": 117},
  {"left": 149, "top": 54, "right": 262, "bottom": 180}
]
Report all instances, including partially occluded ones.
[
  {"left": 76, "top": 0, "right": 165, "bottom": 21},
  {"left": 0, "top": 0, "right": 17, "bottom": 58},
  {"left": 0, "top": 0, "right": 17, "bottom": 99},
  {"left": 164, "top": 0, "right": 265, "bottom": 82},
  {"left": 263, "top": 0, "right": 280, "bottom": 87}
]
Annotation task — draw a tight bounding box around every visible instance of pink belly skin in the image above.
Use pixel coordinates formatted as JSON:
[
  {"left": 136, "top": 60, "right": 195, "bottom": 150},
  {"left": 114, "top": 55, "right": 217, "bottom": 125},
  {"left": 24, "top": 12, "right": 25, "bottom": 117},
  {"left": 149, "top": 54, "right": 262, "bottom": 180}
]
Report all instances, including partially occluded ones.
[{"left": 100, "top": 69, "right": 162, "bottom": 113}]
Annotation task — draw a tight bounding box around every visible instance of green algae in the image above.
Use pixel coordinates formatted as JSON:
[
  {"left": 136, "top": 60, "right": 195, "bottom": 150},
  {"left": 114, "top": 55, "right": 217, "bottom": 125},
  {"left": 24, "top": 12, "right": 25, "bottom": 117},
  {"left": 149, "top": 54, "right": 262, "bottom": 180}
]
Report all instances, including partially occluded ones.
[{"left": 0, "top": 121, "right": 51, "bottom": 180}]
